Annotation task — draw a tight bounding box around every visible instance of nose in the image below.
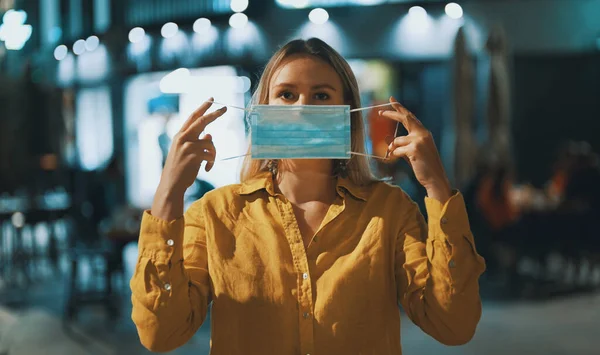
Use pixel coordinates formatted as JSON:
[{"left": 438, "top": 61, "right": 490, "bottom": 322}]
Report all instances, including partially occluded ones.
[{"left": 294, "top": 93, "right": 311, "bottom": 106}]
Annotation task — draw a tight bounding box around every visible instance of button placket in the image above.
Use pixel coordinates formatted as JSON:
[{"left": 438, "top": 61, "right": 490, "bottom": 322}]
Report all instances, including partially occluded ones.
[
  {"left": 277, "top": 198, "right": 315, "bottom": 355},
  {"left": 166, "top": 239, "right": 175, "bottom": 270}
]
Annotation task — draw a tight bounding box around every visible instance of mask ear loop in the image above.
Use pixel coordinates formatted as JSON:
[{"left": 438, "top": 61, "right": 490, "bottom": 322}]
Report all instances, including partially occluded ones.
[
  {"left": 349, "top": 102, "right": 393, "bottom": 113},
  {"left": 207, "top": 100, "right": 252, "bottom": 112},
  {"left": 199, "top": 100, "right": 251, "bottom": 161},
  {"left": 222, "top": 152, "right": 388, "bottom": 161},
  {"left": 208, "top": 100, "right": 394, "bottom": 113},
  {"left": 347, "top": 152, "right": 388, "bottom": 160},
  {"left": 348, "top": 102, "right": 395, "bottom": 160},
  {"left": 211, "top": 101, "right": 395, "bottom": 161}
]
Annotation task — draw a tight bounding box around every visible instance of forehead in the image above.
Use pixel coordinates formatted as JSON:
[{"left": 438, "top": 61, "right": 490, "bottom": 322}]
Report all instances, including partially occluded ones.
[{"left": 269, "top": 54, "right": 343, "bottom": 88}]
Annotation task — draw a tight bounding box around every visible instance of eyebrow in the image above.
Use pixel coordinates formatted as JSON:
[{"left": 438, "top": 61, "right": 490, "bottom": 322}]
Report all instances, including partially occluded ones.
[{"left": 273, "top": 83, "right": 338, "bottom": 91}]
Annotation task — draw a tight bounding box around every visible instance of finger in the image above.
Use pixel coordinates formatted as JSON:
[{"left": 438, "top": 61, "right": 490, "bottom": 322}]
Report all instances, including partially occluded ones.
[
  {"left": 180, "top": 97, "right": 214, "bottom": 132},
  {"left": 182, "top": 139, "right": 215, "bottom": 156},
  {"left": 390, "top": 146, "right": 413, "bottom": 166},
  {"left": 205, "top": 157, "right": 215, "bottom": 172},
  {"left": 183, "top": 106, "right": 227, "bottom": 140},
  {"left": 184, "top": 140, "right": 216, "bottom": 171},
  {"left": 204, "top": 147, "right": 217, "bottom": 172},
  {"left": 201, "top": 134, "right": 216, "bottom": 172},
  {"left": 390, "top": 136, "right": 411, "bottom": 149},
  {"left": 390, "top": 97, "right": 425, "bottom": 131},
  {"left": 385, "top": 135, "right": 410, "bottom": 159},
  {"left": 379, "top": 110, "right": 412, "bottom": 133},
  {"left": 391, "top": 96, "right": 424, "bottom": 128}
]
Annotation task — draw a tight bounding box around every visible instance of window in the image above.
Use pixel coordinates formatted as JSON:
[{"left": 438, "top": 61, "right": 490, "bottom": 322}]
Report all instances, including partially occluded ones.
[
  {"left": 124, "top": 66, "right": 249, "bottom": 208},
  {"left": 75, "top": 86, "right": 114, "bottom": 171}
]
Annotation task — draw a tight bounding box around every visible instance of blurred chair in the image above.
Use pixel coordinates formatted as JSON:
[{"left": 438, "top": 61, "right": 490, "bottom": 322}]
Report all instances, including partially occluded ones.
[
  {"left": 64, "top": 204, "right": 120, "bottom": 321},
  {"left": 63, "top": 170, "right": 122, "bottom": 321}
]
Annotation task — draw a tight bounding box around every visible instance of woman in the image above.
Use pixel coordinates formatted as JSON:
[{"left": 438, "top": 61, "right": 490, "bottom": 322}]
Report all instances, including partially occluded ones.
[{"left": 131, "top": 38, "right": 485, "bottom": 354}]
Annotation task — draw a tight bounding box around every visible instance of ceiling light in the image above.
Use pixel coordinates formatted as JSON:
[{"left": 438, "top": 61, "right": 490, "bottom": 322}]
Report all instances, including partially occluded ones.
[
  {"left": 193, "top": 18, "right": 212, "bottom": 33},
  {"left": 54, "top": 44, "right": 68, "bottom": 60},
  {"left": 161, "top": 22, "right": 179, "bottom": 38},
  {"left": 309, "top": 8, "right": 329, "bottom": 25},
  {"left": 73, "top": 39, "right": 86, "bottom": 55},
  {"left": 229, "top": 13, "right": 248, "bottom": 29},
  {"left": 445, "top": 3, "right": 463, "bottom": 20},
  {"left": 230, "top": 0, "right": 249, "bottom": 13},
  {"left": 128, "top": 27, "right": 145, "bottom": 43},
  {"left": 85, "top": 35, "right": 99, "bottom": 51}
]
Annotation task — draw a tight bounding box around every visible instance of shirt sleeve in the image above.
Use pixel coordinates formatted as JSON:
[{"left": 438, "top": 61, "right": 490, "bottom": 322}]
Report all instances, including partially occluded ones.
[
  {"left": 130, "top": 200, "right": 211, "bottom": 352},
  {"left": 395, "top": 191, "right": 486, "bottom": 346}
]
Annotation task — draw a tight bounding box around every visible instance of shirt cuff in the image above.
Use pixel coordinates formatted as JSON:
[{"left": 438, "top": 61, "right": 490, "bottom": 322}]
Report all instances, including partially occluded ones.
[
  {"left": 424, "top": 191, "right": 472, "bottom": 244},
  {"left": 138, "top": 210, "right": 184, "bottom": 265}
]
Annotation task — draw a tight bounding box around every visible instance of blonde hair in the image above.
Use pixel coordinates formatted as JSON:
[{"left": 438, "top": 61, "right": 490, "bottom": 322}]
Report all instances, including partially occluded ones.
[{"left": 240, "top": 38, "right": 377, "bottom": 186}]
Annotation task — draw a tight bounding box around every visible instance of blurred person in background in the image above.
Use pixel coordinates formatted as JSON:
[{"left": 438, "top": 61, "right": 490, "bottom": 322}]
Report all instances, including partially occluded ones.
[
  {"left": 549, "top": 141, "right": 600, "bottom": 284},
  {"left": 93, "top": 156, "right": 140, "bottom": 283},
  {"left": 465, "top": 151, "right": 520, "bottom": 283},
  {"left": 130, "top": 38, "right": 485, "bottom": 354},
  {"left": 546, "top": 141, "right": 582, "bottom": 207}
]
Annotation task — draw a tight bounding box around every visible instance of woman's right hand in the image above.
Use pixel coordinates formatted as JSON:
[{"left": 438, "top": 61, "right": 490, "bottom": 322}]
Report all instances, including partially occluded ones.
[{"left": 151, "top": 98, "right": 227, "bottom": 220}]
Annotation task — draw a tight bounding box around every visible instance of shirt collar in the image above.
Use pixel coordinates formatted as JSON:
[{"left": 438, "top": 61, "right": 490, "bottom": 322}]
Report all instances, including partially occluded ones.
[
  {"left": 238, "top": 171, "right": 277, "bottom": 197},
  {"left": 238, "top": 171, "right": 369, "bottom": 202},
  {"left": 336, "top": 176, "right": 369, "bottom": 201}
]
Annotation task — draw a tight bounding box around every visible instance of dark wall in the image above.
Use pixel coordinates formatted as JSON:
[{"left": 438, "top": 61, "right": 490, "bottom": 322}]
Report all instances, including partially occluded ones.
[
  {"left": 383, "top": 54, "right": 600, "bottom": 189},
  {"left": 512, "top": 53, "right": 600, "bottom": 186}
]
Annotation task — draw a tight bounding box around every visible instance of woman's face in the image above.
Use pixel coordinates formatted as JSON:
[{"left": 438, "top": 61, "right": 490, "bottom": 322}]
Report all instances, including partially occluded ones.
[{"left": 268, "top": 54, "right": 345, "bottom": 106}]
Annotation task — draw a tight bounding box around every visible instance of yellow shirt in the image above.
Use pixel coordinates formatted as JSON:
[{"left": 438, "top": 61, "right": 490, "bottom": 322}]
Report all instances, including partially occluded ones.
[{"left": 130, "top": 172, "right": 486, "bottom": 354}]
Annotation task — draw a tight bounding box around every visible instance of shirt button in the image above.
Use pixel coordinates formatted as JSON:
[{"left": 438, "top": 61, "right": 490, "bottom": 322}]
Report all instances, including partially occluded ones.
[
  {"left": 449, "top": 260, "right": 456, "bottom": 268},
  {"left": 167, "top": 239, "right": 174, "bottom": 246},
  {"left": 303, "top": 312, "right": 310, "bottom": 319},
  {"left": 164, "top": 283, "right": 172, "bottom": 291},
  {"left": 302, "top": 273, "right": 308, "bottom": 280},
  {"left": 441, "top": 217, "right": 448, "bottom": 225}
]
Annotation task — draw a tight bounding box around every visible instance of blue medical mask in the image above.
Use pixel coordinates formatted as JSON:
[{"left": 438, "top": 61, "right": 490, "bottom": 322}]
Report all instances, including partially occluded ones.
[
  {"left": 213, "top": 100, "right": 393, "bottom": 161},
  {"left": 249, "top": 105, "right": 351, "bottom": 160}
]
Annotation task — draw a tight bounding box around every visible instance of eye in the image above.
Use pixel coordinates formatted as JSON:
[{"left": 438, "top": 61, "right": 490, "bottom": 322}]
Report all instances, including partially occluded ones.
[
  {"left": 278, "top": 91, "right": 295, "bottom": 100},
  {"left": 314, "top": 92, "right": 330, "bottom": 101}
]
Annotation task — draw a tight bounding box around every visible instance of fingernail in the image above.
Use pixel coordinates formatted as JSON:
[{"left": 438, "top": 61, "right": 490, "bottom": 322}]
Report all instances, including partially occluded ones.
[
  {"left": 208, "top": 97, "right": 214, "bottom": 102},
  {"left": 378, "top": 110, "right": 383, "bottom": 116},
  {"left": 219, "top": 106, "right": 227, "bottom": 112}
]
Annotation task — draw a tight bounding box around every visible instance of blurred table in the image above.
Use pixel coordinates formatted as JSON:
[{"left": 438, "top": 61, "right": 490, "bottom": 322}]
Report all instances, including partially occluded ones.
[
  {"left": 510, "top": 184, "right": 559, "bottom": 213},
  {"left": 102, "top": 205, "right": 142, "bottom": 244},
  {"left": 0, "top": 190, "right": 71, "bottom": 289}
]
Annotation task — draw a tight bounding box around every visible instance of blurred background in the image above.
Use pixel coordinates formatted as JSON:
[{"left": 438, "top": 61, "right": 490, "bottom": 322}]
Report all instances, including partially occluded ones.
[{"left": 0, "top": 0, "right": 599, "bottom": 354}]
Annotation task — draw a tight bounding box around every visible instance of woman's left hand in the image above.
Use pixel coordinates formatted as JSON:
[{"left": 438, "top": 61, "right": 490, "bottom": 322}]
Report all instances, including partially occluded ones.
[{"left": 379, "top": 97, "right": 452, "bottom": 203}]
